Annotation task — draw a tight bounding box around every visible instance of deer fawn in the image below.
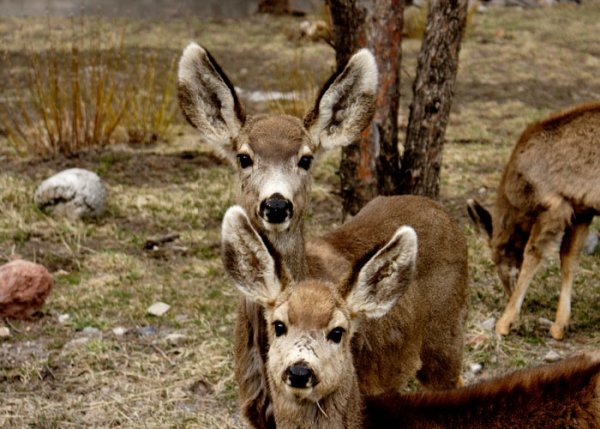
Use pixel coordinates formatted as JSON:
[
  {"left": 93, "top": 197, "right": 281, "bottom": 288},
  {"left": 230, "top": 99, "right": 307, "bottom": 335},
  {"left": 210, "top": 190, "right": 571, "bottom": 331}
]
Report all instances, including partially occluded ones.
[
  {"left": 178, "top": 44, "right": 468, "bottom": 428},
  {"left": 222, "top": 205, "right": 600, "bottom": 429},
  {"left": 468, "top": 102, "right": 600, "bottom": 340}
]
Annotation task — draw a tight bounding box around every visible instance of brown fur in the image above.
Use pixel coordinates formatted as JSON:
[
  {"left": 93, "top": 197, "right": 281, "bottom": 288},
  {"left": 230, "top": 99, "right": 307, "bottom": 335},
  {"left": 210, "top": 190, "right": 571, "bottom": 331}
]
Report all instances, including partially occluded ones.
[
  {"left": 467, "top": 101, "right": 600, "bottom": 340},
  {"left": 365, "top": 353, "right": 600, "bottom": 429},
  {"left": 314, "top": 195, "right": 469, "bottom": 393}
]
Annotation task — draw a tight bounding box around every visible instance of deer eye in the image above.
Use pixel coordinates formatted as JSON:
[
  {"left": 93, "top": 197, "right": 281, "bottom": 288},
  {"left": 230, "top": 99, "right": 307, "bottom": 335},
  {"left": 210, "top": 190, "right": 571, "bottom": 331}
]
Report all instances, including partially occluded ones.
[
  {"left": 298, "top": 155, "right": 313, "bottom": 170},
  {"left": 327, "top": 327, "right": 345, "bottom": 344},
  {"left": 273, "top": 321, "right": 287, "bottom": 337},
  {"left": 237, "top": 154, "right": 253, "bottom": 169}
]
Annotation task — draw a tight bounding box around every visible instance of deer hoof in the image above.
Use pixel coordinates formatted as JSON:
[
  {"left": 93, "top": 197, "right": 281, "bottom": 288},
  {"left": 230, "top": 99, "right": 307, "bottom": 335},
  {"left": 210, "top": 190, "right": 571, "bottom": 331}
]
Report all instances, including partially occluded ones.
[
  {"left": 495, "top": 318, "right": 511, "bottom": 336},
  {"left": 549, "top": 323, "right": 565, "bottom": 341}
]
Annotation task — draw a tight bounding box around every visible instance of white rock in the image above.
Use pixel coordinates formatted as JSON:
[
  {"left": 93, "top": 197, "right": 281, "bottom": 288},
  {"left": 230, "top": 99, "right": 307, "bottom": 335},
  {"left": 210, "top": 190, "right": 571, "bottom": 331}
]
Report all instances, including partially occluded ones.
[
  {"left": 469, "top": 362, "right": 483, "bottom": 374},
  {"left": 147, "top": 302, "right": 170, "bottom": 317},
  {"left": 537, "top": 317, "right": 553, "bottom": 327},
  {"left": 0, "top": 327, "right": 10, "bottom": 338},
  {"left": 544, "top": 350, "right": 561, "bottom": 363},
  {"left": 480, "top": 317, "right": 496, "bottom": 331},
  {"left": 112, "top": 326, "right": 127, "bottom": 336},
  {"left": 583, "top": 232, "right": 599, "bottom": 255},
  {"left": 82, "top": 326, "right": 102, "bottom": 336},
  {"left": 34, "top": 168, "right": 107, "bottom": 220},
  {"left": 58, "top": 314, "right": 70, "bottom": 324},
  {"left": 165, "top": 333, "right": 187, "bottom": 346}
]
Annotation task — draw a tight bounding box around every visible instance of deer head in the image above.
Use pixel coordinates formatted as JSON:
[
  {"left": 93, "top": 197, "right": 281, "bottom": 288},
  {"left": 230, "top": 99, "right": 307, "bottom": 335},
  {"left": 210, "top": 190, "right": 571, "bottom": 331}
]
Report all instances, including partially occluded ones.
[
  {"left": 467, "top": 198, "right": 523, "bottom": 295},
  {"left": 221, "top": 206, "right": 417, "bottom": 417},
  {"left": 178, "top": 43, "right": 378, "bottom": 235}
]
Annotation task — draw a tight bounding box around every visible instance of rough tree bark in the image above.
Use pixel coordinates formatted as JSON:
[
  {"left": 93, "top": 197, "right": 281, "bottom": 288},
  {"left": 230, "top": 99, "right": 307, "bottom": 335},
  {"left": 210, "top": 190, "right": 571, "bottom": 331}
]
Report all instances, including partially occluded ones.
[
  {"left": 398, "top": 0, "right": 468, "bottom": 197},
  {"left": 257, "top": 0, "right": 290, "bottom": 15},
  {"left": 326, "top": 0, "right": 404, "bottom": 217}
]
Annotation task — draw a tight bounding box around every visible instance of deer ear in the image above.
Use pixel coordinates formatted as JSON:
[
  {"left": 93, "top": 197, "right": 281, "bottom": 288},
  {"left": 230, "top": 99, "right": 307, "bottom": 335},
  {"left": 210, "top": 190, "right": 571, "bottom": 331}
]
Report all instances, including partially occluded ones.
[
  {"left": 346, "top": 226, "right": 417, "bottom": 319},
  {"left": 177, "top": 43, "right": 245, "bottom": 164},
  {"left": 467, "top": 199, "right": 493, "bottom": 239},
  {"left": 304, "top": 49, "right": 378, "bottom": 151},
  {"left": 221, "top": 206, "right": 283, "bottom": 306}
]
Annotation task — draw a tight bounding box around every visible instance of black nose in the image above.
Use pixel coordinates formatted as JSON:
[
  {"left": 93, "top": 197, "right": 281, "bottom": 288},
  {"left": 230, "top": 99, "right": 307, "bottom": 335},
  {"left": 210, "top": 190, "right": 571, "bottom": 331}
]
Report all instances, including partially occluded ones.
[
  {"left": 287, "top": 363, "right": 313, "bottom": 388},
  {"left": 260, "top": 195, "right": 293, "bottom": 224}
]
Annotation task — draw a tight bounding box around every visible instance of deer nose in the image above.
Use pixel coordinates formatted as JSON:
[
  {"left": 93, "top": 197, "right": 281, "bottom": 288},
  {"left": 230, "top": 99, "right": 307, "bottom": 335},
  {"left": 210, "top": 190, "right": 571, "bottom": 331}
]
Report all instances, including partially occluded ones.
[
  {"left": 286, "top": 363, "right": 314, "bottom": 389},
  {"left": 260, "top": 194, "right": 293, "bottom": 224}
]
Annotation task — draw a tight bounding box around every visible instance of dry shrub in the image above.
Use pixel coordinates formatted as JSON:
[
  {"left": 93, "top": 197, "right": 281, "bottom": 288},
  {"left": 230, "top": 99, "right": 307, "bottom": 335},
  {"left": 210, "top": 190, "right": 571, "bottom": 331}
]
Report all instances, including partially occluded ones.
[
  {"left": 123, "top": 53, "right": 178, "bottom": 145},
  {"left": 0, "top": 19, "right": 178, "bottom": 158}
]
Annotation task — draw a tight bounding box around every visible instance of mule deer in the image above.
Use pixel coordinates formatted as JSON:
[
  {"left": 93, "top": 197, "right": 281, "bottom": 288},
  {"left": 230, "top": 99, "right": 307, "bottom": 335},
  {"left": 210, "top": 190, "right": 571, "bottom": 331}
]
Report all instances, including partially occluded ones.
[
  {"left": 179, "top": 44, "right": 468, "bottom": 428},
  {"left": 222, "top": 205, "right": 600, "bottom": 429},
  {"left": 467, "top": 102, "right": 600, "bottom": 340}
]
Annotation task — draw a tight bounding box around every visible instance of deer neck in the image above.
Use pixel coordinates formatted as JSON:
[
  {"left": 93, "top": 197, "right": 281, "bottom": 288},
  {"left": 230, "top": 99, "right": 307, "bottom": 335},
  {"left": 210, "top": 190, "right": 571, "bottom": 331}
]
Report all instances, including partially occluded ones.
[
  {"left": 264, "top": 223, "right": 309, "bottom": 281},
  {"left": 271, "top": 372, "right": 362, "bottom": 429}
]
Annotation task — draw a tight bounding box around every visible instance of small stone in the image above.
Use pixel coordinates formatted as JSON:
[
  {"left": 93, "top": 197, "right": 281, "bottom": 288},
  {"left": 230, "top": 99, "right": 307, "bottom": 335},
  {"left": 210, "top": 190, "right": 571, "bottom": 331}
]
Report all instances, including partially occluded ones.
[
  {"left": 58, "top": 314, "right": 70, "bottom": 324},
  {"left": 147, "top": 302, "right": 170, "bottom": 317},
  {"left": 544, "top": 350, "right": 561, "bottom": 363},
  {"left": 480, "top": 317, "right": 496, "bottom": 331},
  {"left": 64, "top": 337, "right": 90, "bottom": 348},
  {"left": 136, "top": 326, "right": 157, "bottom": 336},
  {"left": 0, "top": 259, "right": 53, "bottom": 319},
  {"left": 469, "top": 362, "right": 483, "bottom": 374},
  {"left": 537, "top": 317, "right": 553, "bottom": 327},
  {"left": 165, "top": 333, "right": 187, "bottom": 346},
  {"left": 583, "top": 232, "right": 599, "bottom": 255},
  {"left": 0, "top": 327, "right": 10, "bottom": 338},
  {"left": 112, "top": 327, "right": 127, "bottom": 336},
  {"left": 82, "top": 326, "right": 101, "bottom": 336}
]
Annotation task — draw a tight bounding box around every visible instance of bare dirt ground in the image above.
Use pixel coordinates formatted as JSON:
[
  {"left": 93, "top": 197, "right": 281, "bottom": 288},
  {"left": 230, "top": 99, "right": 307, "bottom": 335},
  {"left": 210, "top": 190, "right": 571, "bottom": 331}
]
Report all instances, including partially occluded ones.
[{"left": 1, "top": 2, "right": 599, "bottom": 427}]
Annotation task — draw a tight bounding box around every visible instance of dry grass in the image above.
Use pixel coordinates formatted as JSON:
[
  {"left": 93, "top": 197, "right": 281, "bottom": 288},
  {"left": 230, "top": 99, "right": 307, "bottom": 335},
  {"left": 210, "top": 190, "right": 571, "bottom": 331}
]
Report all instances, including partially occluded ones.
[{"left": 1, "top": 2, "right": 600, "bottom": 427}]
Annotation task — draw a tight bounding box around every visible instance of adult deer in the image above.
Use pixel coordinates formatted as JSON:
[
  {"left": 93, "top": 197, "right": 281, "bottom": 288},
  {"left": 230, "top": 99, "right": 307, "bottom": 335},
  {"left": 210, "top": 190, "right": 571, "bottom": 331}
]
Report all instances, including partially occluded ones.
[
  {"left": 178, "top": 44, "right": 468, "bottom": 428},
  {"left": 222, "top": 205, "right": 600, "bottom": 429},
  {"left": 467, "top": 102, "right": 600, "bottom": 340}
]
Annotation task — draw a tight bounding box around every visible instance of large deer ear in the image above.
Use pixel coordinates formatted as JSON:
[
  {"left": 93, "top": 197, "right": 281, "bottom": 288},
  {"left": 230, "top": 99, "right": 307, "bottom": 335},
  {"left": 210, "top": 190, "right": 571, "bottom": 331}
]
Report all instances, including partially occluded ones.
[
  {"left": 346, "top": 226, "right": 417, "bottom": 319},
  {"left": 304, "top": 49, "right": 378, "bottom": 151},
  {"left": 467, "top": 199, "right": 493, "bottom": 239},
  {"left": 221, "top": 206, "right": 283, "bottom": 306},
  {"left": 177, "top": 43, "right": 245, "bottom": 164}
]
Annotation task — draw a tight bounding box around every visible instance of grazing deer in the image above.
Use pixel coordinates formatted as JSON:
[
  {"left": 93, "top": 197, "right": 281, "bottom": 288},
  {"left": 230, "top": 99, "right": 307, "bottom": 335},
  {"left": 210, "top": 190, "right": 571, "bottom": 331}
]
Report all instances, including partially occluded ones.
[
  {"left": 222, "top": 205, "right": 600, "bottom": 429},
  {"left": 178, "top": 44, "right": 468, "bottom": 428},
  {"left": 467, "top": 102, "right": 600, "bottom": 340}
]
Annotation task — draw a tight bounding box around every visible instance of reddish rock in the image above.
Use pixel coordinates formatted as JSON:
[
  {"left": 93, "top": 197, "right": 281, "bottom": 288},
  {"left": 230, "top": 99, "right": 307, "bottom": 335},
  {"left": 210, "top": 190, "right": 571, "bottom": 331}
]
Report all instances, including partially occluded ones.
[{"left": 0, "top": 260, "right": 53, "bottom": 319}]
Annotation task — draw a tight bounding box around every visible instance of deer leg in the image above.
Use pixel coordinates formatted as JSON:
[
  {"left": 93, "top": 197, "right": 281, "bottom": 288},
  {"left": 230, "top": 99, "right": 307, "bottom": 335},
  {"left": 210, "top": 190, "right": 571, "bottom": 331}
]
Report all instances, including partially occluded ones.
[
  {"left": 550, "top": 218, "right": 591, "bottom": 340},
  {"left": 495, "top": 248, "right": 543, "bottom": 335},
  {"left": 496, "top": 209, "right": 567, "bottom": 336}
]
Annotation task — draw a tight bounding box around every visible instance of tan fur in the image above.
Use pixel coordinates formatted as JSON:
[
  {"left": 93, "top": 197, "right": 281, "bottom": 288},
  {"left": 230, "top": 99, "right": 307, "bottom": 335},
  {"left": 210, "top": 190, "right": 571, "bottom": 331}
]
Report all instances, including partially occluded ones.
[
  {"left": 467, "top": 102, "right": 600, "bottom": 340},
  {"left": 179, "top": 44, "right": 467, "bottom": 428}
]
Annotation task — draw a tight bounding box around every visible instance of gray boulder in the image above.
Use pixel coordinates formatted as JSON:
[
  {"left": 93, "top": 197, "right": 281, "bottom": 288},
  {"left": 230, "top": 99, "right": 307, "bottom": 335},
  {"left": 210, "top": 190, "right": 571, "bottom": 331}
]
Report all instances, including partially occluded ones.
[{"left": 34, "top": 168, "right": 107, "bottom": 220}]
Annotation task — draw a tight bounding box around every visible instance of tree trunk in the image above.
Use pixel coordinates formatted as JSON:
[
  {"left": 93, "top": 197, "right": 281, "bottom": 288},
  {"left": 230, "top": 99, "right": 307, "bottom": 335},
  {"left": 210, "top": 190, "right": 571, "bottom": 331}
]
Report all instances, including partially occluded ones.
[
  {"left": 257, "top": 0, "right": 290, "bottom": 15},
  {"left": 398, "top": 0, "right": 468, "bottom": 197},
  {"left": 326, "top": 0, "right": 404, "bottom": 218}
]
